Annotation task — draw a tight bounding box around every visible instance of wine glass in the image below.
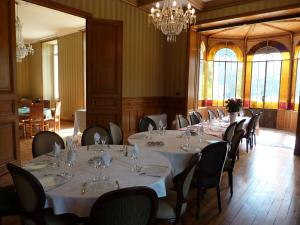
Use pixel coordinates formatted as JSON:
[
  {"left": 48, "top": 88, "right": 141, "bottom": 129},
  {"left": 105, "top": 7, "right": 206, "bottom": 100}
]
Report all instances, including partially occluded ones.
[
  {"left": 91, "top": 158, "right": 102, "bottom": 182},
  {"left": 197, "top": 123, "right": 204, "bottom": 143},
  {"left": 100, "top": 136, "right": 107, "bottom": 151}
]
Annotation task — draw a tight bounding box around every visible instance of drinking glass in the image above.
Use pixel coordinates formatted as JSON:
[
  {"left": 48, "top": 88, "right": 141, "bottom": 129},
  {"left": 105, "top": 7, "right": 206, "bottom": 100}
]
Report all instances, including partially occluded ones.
[
  {"left": 197, "top": 123, "right": 204, "bottom": 143},
  {"left": 91, "top": 158, "right": 102, "bottom": 181},
  {"left": 163, "top": 123, "right": 167, "bottom": 135},
  {"left": 100, "top": 136, "right": 107, "bottom": 150}
]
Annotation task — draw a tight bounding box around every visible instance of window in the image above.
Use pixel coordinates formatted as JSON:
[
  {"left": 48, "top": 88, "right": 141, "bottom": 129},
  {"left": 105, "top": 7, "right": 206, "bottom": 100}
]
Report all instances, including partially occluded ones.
[
  {"left": 250, "top": 46, "right": 282, "bottom": 109},
  {"left": 212, "top": 48, "right": 239, "bottom": 106},
  {"left": 295, "top": 51, "right": 300, "bottom": 108},
  {"left": 198, "top": 43, "right": 205, "bottom": 100},
  {"left": 54, "top": 44, "right": 59, "bottom": 99}
]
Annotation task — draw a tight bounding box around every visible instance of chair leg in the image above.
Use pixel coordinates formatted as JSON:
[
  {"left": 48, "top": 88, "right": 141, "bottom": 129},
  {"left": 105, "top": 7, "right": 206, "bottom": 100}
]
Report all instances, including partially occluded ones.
[
  {"left": 254, "top": 133, "right": 256, "bottom": 146},
  {"left": 246, "top": 139, "right": 249, "bottom": 153},
  {"left": 228, "top": 171, "right": 233, "bottom": 195},
  {"left": 196, "top": 187, "right": 201, "bottom": 219},
  {"left": 237, "top": 147, "right": 240, "bottom": 160},
  {"left": 216, "top": 186, "right": 221, "bottom": 212}
]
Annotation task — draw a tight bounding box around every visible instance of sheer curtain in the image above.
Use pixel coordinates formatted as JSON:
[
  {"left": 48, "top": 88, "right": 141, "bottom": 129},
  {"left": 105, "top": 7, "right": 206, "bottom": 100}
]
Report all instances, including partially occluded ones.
[{"left": 42, "top": 43, "right": 54, "bottom": 101}]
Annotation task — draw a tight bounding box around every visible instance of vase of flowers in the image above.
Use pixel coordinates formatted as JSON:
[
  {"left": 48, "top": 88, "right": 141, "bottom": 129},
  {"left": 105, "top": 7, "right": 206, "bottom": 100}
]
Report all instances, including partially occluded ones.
[{"left": 225, "top": 98, "right": 242, "bottom": 124}]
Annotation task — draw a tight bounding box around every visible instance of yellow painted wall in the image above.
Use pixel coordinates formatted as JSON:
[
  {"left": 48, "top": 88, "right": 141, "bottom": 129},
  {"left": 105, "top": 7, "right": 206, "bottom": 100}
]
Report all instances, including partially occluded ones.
[
  {"left": 58, "top": 32, "right": 85, "bottom": 120},
  {"left": 16, "top": 57, "right": 30, "bottom": 98}
]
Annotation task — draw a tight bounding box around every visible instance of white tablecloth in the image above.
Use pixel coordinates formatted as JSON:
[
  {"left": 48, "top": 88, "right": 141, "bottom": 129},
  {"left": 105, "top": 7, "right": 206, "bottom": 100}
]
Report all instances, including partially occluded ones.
[
  {"left": 74, "top": 109, "right": 86, "bottom": 133},
  {"left": 24, "top": 145, "right": 171, "bottom": 217},
  {"left": 128, "top": 130, "right": 221, "bottom": 176}
]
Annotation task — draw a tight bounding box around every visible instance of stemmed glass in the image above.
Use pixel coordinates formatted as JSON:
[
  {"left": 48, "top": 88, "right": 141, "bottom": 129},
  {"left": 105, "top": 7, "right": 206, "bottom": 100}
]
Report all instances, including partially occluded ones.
[
  {"left": 163, "top": 123, "right": 167, "bottom": 135},
  {"left": 100, "top": 136, "right": 107, "bottom": 151},
  {"left": 91, "top": 158, "right": 102, "bottom": 182},
  {"left": 197, "top": 123, "right": 204, "bottom": 143},
  {"left": 147, "top": 124, "right": 153, "bottom": 139}
]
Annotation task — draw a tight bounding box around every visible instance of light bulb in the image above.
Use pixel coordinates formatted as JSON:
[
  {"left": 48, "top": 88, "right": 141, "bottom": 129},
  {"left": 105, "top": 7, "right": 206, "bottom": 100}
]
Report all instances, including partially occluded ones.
[
  {"left": 171, "top": 15, "right": 174, "bottom": 20},
  {"left": 156, "top": 2, "right": 160, "bottom": 8},
  {"left": 187, "top": 3, "right": 191, "bottom": 9},
  {"left": 156, "top": 12, "right": 160, "bottom": 17},
  {"left": 151, "top": 7, "right": 154, "bottom": 13},
  {"left": 192, "top": 8, "right": 195, "bottom": 14},
  {"left": 172, "top": 1, "right": 177, "bottom": 7}
]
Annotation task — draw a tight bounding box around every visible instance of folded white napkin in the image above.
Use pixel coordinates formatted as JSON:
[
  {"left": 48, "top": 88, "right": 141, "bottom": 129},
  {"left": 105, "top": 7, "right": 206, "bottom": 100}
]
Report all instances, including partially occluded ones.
[
  {"left": 94, "top": 132, "right": 101, "bottom": 144},
  {"left": 100, "top": 152, "right": 112, "bottom": 167},
  {"left": 148, "top": 123, "right": 154, "bottom": 131},
  {"left": 65, "top": 136, "right": 73, "bottom": 149},
  {"left": 159, "top": 120, "right": 163, "bottom": 128},
  {"left": 53, "top": 142, "right": 61, "bottom": 156}
]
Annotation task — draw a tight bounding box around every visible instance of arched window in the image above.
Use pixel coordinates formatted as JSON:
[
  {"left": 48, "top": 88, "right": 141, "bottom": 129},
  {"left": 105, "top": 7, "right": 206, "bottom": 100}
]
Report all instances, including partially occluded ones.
[
  {"left": 295, "top": 50, "right": 300, "bottom": 108},
  {"left": 250, "top": 46, "right": 282, "bottom": 108},
  {"left": 212, "top": 48, "right": 239, "bottom": 106}
]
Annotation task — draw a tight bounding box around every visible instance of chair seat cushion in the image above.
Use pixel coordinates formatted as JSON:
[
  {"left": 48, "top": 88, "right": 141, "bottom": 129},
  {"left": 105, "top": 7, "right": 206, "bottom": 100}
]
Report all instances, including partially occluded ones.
[
  {"left": 156, "top": 190, "right": 187, "bottom": 220},
  {"left": 45, "top": 208, "right": 80, "bottom": 225},
  {"left": 198, "top": 176, "right": 220, "bottom": 189},
  {"left": 0, "top": 185, "right": 19, "bottom": 216}
]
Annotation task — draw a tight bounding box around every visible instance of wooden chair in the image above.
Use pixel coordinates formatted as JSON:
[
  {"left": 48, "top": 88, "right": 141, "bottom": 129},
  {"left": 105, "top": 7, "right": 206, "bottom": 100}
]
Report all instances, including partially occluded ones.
[
  {"left": 89, "top": 187, "right": 158, "bottom": 225},
  {"left": 139, "top": 117, "right": 157, "bottom": 132},
  {"left": 189, "top": 112, "right": 200, "bottom": 125},
  {"left": 109, "top": 122, "right": 123, "bottom": 145},
  {"left": 7, "top": 163, "right": 81, "bottom": 225},
  {"left": 178, "top": 115, "right": 189, "bottom": 128},
  {"left": 243, "top": 115, "right": 257, "bottom": 153},
  {"left": 25, "top": 104, "right": 48, "bottom": 138},
  {"left": 222, "top": 122, "right": 237, "bottom": 144},
  {"left": 81, "top": 125, "right": 112, "bottom": 146},
  {"left": 207, "top": 109, "right": 217, "bottom": 120},
  {"left": 47, "top": 101, "right": 61, "bottom": 131},
  {"left": 217, "top": 109, "right": 225, "bottom": 118}
]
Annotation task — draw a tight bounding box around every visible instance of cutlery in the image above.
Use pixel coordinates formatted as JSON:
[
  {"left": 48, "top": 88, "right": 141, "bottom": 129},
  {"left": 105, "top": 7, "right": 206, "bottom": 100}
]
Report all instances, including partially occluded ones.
[
  {"left": 139, "top": 172, "right": 161, "bottom": 177},
  {"left": 81, "top": 182, "right": 87, "bottom": 195},
  {"left": 115, "top": 180, "right": 120, "bottom": 189},
  {"left": 147, "top": 164, "right": 168, "bottom": 168}
]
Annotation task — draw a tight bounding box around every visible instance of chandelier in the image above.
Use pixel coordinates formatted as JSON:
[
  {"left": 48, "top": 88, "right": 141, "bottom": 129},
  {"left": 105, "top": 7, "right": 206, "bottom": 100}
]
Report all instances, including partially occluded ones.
[
  {"left": 149, "top": 0, "right": 196, "bottom": 42},
  {"left": 16, "top": 3, "right": 34, "bottom": 62}
]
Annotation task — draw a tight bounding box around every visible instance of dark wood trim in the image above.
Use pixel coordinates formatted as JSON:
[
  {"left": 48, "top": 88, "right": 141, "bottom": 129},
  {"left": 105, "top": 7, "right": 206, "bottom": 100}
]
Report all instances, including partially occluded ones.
[
  {"left": 295, "top": 105, "right": 300, "bottom": 156},
  {"left": 23, "top": 0, "right": 92, "bottom": 18},
  {"left": 202, "top": 0, "right": 260, "bottom": 12}
]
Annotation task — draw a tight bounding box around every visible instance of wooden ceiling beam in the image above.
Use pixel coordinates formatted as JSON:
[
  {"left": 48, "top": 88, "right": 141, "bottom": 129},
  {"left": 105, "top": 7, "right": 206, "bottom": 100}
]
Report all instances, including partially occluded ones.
[
  {"left": 207, "top": 25, "right": 238, "bottom": 37},
  {"left": 262, "top": 22, "right": 294, "bottom": 34}
]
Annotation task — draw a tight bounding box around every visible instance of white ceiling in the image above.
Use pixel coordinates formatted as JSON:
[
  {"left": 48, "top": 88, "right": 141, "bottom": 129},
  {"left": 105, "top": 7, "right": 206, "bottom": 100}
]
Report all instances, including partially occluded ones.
[{"left": 16, "top": 1, "right": 86, "bottom": 43}]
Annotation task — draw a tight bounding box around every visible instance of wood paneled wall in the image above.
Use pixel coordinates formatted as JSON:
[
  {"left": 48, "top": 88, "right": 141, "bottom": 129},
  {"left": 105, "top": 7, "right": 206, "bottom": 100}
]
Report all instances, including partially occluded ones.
[
  {"left": 122, "top": 97, "right": 186, "bottom": 141},
  {"left": 58, "top": 32, "right": 84, "bottom": 120},
  {"left": 277, "top": 110, "right": 298, "bottom": 132},
  {"left": 53, "top": 0, "right": 166, "bottom": 98}
]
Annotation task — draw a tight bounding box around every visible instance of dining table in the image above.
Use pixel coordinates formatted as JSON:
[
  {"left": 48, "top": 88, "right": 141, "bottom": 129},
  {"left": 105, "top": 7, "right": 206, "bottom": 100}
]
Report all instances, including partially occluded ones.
[
  {"left": 22, "top": 145, "right": 172, "bottom": 217},
  {"left": 18, "top": 107, "right": 53, "bottom": 120},
  {"left": 128, "top": 130, "right": 221, "bottom": 176}
]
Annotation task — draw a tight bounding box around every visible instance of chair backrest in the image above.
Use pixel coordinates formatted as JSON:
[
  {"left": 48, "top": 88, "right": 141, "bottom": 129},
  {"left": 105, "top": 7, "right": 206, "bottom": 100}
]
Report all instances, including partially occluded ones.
[
  {"left": 89, "top": 187, "right": 158, "bottom": 225},
  {"left": 178, "top": 115, "right": 189, "bottom": 128},
  {"left": 207, "top": 109, "right": 217, "bottom": 120},
  {"left": 19, "top": 98, "right": 33, "bottom": 107},
  {"left": 109, "top": 122, "right": 123, "bottom": 145},
  {"left": 217, "top": 109, "right": 225, "bottom": 118},
  {"left": 196, "top": 142, "right": 228, "bottom": 185},
  {"left": 194, "top": 111, "right": 202, "bottom": 121},
  {"left": 235, "top": 119, "right": 246, "bottom": 133},
  {"left": 30, "top": 104, "right": 44, "bottom": 121},
  {"left": 245, "top": 116, "right": 256, "bottom": 137},
  {"left": 7, "top": 163, "right": 46, "bottom": 225},
  {"left": 42, "top": 100, "right": 50, "bottom": 108},
  {"left": 32, "top": 131, "right": 65, "bottom": 158},
  {"left": 172, "top": 153, "right": 200, "bottom": 218},
  {"left": 223, "top": 122, "right": 237, "bottom": 143},
  {"left": 54, "top": 101, "right": 61, "bottom": 118},
  {"left": 228, "top": 130, "right": 245, "bottom": 169},
  {"left": 81, "top": 125, "right": 112, "bottom": 146},
  {"left": 253, "top": 112, "right": 262, "bottom": 132},
  {"left": 138, "top": 117, "right": 157, "bottom": 132},
  {"left": 189, "top": 113, "right": 200, "bottom": 125}
]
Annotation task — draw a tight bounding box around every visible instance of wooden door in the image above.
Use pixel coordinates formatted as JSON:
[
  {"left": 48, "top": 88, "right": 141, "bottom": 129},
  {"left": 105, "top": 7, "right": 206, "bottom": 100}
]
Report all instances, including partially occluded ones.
[
  {"left": 86, "top": 18, "right": 123, "bottom": 128},
  {"left": 0, "top": 0, "right": 20, "bottom": 175}
]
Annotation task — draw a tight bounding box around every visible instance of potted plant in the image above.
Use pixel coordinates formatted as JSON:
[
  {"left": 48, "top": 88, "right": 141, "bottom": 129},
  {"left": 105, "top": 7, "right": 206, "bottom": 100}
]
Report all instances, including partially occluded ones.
[{"left": 225, "top": 98, "right": 242, "bottom": 123}]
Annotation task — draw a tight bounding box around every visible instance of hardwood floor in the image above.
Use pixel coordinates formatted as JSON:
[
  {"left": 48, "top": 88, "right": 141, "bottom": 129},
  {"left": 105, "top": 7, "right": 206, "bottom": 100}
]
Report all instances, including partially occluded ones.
[{"left": 2, "top": 129, "right": 300, "bottom": 225}]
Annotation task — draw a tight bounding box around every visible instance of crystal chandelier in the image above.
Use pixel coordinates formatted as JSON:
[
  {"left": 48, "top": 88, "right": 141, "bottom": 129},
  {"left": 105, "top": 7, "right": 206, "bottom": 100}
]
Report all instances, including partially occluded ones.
[
  {"left": 16, "top": 3, "right": 34, "bottom": 62},
  {"left": 149, "top": 0, "right": 196, "bottom": 42}
]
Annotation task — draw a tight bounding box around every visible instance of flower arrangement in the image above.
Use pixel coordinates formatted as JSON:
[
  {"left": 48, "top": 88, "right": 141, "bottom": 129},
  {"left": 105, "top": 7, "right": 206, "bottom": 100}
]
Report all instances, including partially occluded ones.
[{"left": 225, "top": 98, "right": 242, "bottom": 113}]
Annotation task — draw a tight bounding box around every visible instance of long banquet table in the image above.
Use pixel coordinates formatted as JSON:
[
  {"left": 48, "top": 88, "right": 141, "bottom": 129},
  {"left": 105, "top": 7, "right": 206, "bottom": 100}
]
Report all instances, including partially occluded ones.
[
  {"left": 128, "top": 130, "right": 221, "bottom": 176},
  {"left": 23, "top": 145, "right": 172, "bottom": 217}
]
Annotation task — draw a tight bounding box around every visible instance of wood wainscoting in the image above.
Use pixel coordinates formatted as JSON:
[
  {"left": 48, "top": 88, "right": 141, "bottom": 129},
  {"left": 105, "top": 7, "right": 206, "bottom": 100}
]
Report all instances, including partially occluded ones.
[
  {"left": 122, "top": 97, "right": 186, "bottom": 141},
  {"left": 277, "top": 109, "right": 298, "bottom": 133}
]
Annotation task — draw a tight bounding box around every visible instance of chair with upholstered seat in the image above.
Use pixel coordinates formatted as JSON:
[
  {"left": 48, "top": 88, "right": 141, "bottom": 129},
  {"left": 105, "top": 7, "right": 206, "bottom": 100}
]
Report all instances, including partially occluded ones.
[
  {"left": 81, "top": 125, "right": 112, "bottom": 146},
  {"left": 189, "top": 113, "right": 200, "bottom": 125},
  {"left": 156, "top": 153, "right": 200, "bottom": 225},
  {"left": 243, "top": 116, "right": 256, "bottom": 152},
  {"left": 109, "top": 122, "right": 123, "bottom": 145},
  {"left": 207, "top": 109, "right": 217, "bottom": 120},
  {"left": 139, "top": 117, "right": 157, "bottom": 132},
  {"left": 252, "top": 112, "right": 262, "bottom": 146},
  {"left": 32, "top": 131, "right": 65, "bottom": 158},
  {"left": 194, "top": 112, "right": 203, "bottom": 121},
  {"left": 222, "top": 122, "right": 237, "bottom": 144},
  {"left": 89, "top": 186, "right": 158, "bottom": 225},
  {"left": 6, "top": 163, "right": 81, "bottom": 225},
  {"left": 217, "top": 109, "right": 225, "bottom": 118},
  {"left": 223, "top": 130, "right": 244, "bottom": 195},
  {"left": 195, "top": 142, "right": 228, "bottom": 218},
  {"left": 234, "top": 119, "right": 246, "bottom": 134},
  {"left": 178, "top": 115, "right": 189, "bottom": 128},
  {"left": 0, "top": 185, "right": 19, "bottom": 225}
]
